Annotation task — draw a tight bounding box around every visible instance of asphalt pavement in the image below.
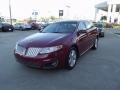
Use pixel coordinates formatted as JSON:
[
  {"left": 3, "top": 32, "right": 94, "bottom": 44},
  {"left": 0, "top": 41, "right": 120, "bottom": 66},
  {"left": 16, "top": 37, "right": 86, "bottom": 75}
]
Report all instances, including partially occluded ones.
[{"left": 0, "top": 30, "right": 120, "bottom": 90}]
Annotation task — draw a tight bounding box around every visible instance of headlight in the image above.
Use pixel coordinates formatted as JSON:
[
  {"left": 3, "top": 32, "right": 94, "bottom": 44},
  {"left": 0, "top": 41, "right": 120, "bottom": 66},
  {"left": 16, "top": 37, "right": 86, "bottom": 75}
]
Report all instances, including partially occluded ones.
[
  {"left": 15, "top": 42, "right": 18, "bottom": 50},
  {"left": 40, "top": 45, "right": 63, "bottom": 54},
  {"left": 15, "top": 43, "right": 26, "bottom": 55}
]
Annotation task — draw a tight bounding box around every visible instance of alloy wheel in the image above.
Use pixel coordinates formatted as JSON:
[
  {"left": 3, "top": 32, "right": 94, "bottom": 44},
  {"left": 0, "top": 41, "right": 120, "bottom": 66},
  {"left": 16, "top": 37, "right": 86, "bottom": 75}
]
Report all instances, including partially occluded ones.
[{"left": 68, "top": 49, "right": 77, "bottom": 67}]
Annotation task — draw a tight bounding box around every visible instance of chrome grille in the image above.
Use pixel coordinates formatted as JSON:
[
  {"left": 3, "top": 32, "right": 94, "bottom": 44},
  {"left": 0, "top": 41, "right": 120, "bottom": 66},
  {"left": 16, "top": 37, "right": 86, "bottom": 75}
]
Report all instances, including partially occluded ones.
[
  {"left": 26, "top": 48, "right": 41, "bottom": 57},
  {"left": 15, "top": 45, "right": 26, "bottom": 55}
]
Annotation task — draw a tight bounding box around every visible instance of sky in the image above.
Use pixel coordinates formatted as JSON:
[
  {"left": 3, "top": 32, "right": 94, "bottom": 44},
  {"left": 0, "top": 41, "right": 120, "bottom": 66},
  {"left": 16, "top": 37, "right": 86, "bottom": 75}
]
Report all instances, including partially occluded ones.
[{"left": 0, "top": 0, "right": 107, "bottom": 20}]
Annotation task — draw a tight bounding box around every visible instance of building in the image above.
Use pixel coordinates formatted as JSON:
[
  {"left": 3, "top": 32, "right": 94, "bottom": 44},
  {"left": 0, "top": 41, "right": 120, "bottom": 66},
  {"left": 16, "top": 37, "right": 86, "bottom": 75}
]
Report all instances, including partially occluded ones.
[{"left": 95, "top": 0, "right": 120, "bottom": 24}]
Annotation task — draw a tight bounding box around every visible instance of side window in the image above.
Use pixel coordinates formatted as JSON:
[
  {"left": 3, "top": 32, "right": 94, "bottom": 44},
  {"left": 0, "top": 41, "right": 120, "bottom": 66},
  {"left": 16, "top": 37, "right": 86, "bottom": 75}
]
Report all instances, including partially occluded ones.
[{"left": 78, "top": 22, "right": 86, "bottom": 30}]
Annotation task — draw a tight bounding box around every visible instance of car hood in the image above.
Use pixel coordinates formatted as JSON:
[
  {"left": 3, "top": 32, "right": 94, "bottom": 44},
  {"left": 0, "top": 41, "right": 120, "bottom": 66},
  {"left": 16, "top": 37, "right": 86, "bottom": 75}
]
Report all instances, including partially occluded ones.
[{"left": 18, "top": 33, "right": 72, "bottom": 48}]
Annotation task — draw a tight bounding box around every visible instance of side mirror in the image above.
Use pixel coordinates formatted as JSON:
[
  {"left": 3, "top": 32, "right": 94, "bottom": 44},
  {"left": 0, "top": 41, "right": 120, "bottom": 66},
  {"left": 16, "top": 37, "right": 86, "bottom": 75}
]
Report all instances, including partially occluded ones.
[
  {"left": 79, "top": 29, "right": 87, "bottom": 33},
  {"left": 41, "top": 26, "right": 44, "bottom": 30},
  {"left": 39, "top": 29, "right": 44, "bottom": 32},
  {"left": 77, "top": 29, "right": 87, "bottom": 36}
]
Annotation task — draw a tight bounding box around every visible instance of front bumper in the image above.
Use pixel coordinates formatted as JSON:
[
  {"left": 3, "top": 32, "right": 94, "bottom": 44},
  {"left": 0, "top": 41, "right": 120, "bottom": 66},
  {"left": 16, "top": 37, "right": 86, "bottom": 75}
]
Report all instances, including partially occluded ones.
[{"left": 14, "top": 50, "right": 66, "bottom": 69}]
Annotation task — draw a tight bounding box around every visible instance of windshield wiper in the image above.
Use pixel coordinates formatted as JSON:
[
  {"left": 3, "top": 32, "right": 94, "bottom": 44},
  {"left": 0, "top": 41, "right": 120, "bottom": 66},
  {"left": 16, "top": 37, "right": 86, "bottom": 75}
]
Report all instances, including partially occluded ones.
[{"left": 52, "top": 32, "right": 60, "bottom": 33}]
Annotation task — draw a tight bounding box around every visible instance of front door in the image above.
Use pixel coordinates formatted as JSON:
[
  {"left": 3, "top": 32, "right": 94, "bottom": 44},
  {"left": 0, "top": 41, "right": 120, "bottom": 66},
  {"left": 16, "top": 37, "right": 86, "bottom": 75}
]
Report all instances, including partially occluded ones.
[{"left": 76, "top": 22, "right": 89, "bottom": 55}]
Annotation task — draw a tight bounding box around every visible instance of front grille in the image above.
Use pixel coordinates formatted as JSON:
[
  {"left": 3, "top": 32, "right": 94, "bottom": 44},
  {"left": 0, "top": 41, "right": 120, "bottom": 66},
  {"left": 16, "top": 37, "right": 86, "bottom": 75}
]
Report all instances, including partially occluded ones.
[
  {"left": 26, "top": 48, "right": 41, "bottom": 57},
  {"left": 15, "top": 45, "right": 26, "bottom": 55}
]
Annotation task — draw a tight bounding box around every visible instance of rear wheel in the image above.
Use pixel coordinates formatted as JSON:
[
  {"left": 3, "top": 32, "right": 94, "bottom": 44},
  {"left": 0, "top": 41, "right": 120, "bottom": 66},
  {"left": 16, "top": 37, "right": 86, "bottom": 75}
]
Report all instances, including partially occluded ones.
[
  {"left": 65, "top": 47, "right": 77, "bottom": 70},
  {"left": 92, "top": 38, "right": 98, "bottom": 49},
  {"left": 20, "top": 27, "right": 24, "bottom": 31}
]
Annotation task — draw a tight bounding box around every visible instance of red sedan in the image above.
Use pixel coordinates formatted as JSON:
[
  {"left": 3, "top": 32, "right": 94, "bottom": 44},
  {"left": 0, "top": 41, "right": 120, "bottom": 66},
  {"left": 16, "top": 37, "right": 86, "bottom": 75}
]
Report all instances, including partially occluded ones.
[{"left": 14, "top": 20, "right": 99, "bottom": 70}]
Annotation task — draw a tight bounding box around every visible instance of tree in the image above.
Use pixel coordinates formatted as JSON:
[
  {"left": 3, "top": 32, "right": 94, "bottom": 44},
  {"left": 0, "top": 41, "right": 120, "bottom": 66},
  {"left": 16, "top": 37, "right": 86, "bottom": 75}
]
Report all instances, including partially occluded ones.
[
  {"left": 100, "top": 16, "right": 107, "bottom": 21},
  {"left": 49, "top": 16, "right": 56, "bottom": 20}
]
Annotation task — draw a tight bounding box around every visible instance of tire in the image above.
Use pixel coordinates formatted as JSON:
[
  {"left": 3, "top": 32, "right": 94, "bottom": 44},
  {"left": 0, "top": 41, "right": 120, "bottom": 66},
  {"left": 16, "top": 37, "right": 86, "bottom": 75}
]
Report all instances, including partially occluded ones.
[
  {"left": 92, "top": 38, "right": 98, "bottom": 50},
  {"left": 2, "top": 27, "right": 9, "bottom": 32},
  {"left": 20, "top": 27, "right": 24, "bottom": 31},
  {"left": 65, "top": 47, "right": 78, "bottom": 70},
  {"left": 100, "top": 32, "right": 104, "bottom": 37},
  {"left": 2, "top": 27, "right": 5, "bottom": 32}
]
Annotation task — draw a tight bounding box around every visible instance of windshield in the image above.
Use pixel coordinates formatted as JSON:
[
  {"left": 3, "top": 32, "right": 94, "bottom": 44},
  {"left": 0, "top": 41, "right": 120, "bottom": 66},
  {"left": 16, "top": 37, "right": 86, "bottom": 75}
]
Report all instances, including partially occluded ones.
[{"left": 42, "top": 22, "right": 78, "bottom": 33}]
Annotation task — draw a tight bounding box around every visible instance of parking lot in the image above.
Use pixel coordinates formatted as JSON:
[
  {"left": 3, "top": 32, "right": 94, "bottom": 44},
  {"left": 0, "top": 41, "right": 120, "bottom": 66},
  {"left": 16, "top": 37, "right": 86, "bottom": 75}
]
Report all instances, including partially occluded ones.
[{"left": 0, "top": 29, "right": 120, "bottom": 90}]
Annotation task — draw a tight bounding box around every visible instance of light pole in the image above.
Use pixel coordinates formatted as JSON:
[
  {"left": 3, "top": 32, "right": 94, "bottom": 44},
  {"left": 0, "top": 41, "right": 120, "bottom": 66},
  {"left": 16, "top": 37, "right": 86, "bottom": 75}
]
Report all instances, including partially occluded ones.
[
  {"left": 9, "top": 0, "right": 12, "bottom": 25},
  {"left": 66, "top": 5, "right": 70, "bottom": 19}
]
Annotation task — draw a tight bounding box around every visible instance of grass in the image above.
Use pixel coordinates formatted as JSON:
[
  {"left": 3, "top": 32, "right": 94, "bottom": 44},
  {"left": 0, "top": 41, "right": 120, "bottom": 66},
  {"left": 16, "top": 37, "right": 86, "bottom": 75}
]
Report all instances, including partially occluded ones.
[{"left": 112, "top": 24, "right": 120, "bottom": 27}]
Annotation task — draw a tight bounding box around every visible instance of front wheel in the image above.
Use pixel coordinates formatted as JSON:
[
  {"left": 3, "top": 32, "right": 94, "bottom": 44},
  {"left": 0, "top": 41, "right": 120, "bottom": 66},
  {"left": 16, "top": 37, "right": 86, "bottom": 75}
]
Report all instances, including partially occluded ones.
[
  {"left": 92, "top": 38, "right": 98, "bottom": 49},
  {"left": 2, "top": 27, "right": 5, "bottom": 32},
  {"left": 65, "top": 47, "right": 77, "bottom": 70}
]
